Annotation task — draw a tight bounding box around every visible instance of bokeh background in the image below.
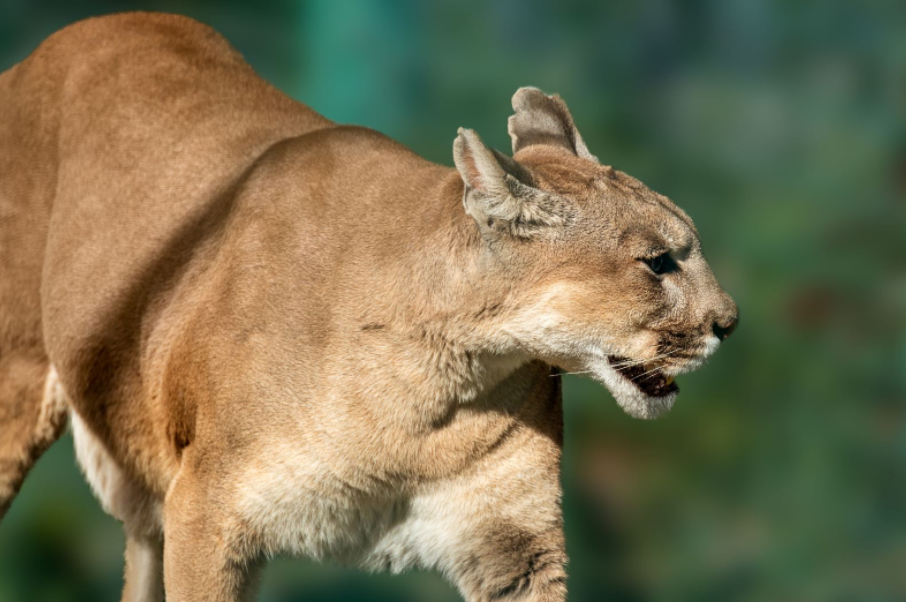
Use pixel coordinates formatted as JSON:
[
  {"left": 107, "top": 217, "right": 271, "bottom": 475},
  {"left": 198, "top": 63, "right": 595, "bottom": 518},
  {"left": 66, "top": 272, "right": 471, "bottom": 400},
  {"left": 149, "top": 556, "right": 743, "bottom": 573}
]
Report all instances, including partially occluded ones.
[{"left": 1, "top": 1, "right": 905, "bottom": 600}]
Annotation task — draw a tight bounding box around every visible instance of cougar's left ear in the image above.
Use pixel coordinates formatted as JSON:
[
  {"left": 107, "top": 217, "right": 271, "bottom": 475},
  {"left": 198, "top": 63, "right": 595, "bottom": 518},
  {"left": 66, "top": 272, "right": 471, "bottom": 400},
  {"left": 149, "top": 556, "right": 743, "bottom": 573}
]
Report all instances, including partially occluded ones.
[
  {"left": 508, "top": 87, "right": 597, "bottom": 161},
  {"left": 453, "top": 127, "right": 573, "bottom": 238}
]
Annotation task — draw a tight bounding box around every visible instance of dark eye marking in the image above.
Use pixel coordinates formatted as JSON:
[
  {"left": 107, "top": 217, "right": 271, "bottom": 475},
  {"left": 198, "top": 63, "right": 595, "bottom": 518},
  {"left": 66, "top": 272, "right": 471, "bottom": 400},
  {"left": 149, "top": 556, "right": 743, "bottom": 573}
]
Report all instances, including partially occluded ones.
[{"left": 641, "top": 252, "right": 679, "bottom": 275}]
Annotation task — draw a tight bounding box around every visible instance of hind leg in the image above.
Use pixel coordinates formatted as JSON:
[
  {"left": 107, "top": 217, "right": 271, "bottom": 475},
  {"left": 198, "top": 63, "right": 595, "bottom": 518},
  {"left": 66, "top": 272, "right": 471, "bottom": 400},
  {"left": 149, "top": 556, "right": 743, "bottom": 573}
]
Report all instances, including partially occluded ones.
[
  {"left": 0, "top": 359, "right": 68, "bottom": 518},
  {"left": 123, "top": 534, "right": 164, "bottom": 602},
  {"left": 72, "top": 411, "right": 165, "bottom": 602}
]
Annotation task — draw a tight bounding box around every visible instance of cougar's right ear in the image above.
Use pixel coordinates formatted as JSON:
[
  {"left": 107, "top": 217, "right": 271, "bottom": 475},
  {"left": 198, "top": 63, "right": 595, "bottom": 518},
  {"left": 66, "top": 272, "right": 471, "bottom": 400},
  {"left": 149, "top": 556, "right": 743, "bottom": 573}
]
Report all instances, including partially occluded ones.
[{"left": 453, "top": 128, "right": 573, "bottom": 239}]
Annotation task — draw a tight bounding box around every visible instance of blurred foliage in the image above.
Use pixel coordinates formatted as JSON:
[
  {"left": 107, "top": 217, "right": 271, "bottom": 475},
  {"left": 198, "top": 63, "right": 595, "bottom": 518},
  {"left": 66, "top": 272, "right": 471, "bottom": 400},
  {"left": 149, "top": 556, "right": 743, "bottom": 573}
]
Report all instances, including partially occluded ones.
[{"left": 1, "top": 1, "right": 905, "bottom": 601}]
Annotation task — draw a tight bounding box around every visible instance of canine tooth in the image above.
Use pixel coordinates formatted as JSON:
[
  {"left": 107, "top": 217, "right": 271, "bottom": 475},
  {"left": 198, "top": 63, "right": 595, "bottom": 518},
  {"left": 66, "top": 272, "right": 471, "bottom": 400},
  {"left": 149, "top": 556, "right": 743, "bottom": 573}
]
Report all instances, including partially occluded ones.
[{"left": 665, "top": 376, "right": 675, "bottom": 385}]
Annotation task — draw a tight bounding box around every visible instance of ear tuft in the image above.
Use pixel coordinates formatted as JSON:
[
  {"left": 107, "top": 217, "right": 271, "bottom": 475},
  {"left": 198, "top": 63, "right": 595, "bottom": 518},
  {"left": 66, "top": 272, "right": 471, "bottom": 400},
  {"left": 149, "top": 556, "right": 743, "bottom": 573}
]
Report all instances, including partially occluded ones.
[
  {"left": 453, "top": 128, "right": 509, "bottom": 197},
  {"left": 452, "top": 127, "right": 574, "bottom": 239},
  {"left": 508, "top": 87, "right": 597, "bottom": 161}
]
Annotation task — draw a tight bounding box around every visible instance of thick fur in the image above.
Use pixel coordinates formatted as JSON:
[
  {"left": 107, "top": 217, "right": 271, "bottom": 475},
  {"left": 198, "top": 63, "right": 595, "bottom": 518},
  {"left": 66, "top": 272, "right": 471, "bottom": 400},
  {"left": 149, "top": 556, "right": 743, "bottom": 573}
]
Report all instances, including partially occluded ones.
[{"left": 0, "top": 13, "right": 737, "bottom": 602}]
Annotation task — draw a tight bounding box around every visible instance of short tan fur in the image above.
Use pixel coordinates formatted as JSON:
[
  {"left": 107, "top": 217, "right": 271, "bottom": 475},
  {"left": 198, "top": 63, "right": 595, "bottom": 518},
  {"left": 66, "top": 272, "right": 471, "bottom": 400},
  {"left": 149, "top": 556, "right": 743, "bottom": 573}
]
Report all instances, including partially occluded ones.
[{"left": 0, "top": 13, "right": 737, "bottom": 602}]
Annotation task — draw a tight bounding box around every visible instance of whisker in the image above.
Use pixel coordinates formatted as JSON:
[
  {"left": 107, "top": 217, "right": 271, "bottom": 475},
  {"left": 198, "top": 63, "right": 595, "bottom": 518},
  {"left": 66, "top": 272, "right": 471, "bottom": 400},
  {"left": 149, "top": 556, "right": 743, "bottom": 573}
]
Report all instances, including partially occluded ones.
[
  {"left": 630, "top": 367, "right": 664, "bottom": 382},
  {"left": 629, "top": 361, "right": 678, "bottom": 382},
  {"left": 608, "top": 349, "right": 682, "bottom": 369},
  {"left": 550, "top": 370, "right": 595, "bottom": 377},
  {"left": 610, "top": 353, "right": 669, "bottom": 368},
  {"left": 547, "top": 348, "right": 687, "bottom": 379}
]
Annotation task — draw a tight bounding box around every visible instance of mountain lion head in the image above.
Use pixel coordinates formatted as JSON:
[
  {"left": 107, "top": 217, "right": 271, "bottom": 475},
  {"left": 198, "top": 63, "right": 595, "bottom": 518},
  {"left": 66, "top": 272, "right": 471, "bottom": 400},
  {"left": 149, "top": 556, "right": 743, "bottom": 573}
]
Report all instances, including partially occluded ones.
[{"left": 454, "top": 87, "right": 738, "bottom": 419}]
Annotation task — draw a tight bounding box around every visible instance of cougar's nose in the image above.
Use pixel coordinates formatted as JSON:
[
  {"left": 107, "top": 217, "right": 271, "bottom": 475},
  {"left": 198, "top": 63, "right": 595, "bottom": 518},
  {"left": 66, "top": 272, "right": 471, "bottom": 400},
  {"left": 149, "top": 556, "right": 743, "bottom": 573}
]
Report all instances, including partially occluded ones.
[{"left": 712, "top": 314, "right": 738, "bottom": 341}]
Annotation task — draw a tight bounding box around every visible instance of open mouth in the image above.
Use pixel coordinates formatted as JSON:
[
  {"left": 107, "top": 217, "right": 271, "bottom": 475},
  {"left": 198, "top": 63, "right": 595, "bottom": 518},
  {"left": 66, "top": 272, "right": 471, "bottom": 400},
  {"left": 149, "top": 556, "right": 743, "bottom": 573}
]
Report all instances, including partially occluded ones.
[{"left": 607, "top": 356, "right": 679, "bottom": 398}]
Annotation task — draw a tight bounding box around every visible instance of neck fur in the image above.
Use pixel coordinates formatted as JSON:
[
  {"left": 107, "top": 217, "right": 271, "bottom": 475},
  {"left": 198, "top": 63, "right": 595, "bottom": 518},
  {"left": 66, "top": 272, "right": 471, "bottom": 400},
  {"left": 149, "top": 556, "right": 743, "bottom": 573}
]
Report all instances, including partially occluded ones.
[{"left": 378, "top": 171, "right": 532, "bottom": 404}]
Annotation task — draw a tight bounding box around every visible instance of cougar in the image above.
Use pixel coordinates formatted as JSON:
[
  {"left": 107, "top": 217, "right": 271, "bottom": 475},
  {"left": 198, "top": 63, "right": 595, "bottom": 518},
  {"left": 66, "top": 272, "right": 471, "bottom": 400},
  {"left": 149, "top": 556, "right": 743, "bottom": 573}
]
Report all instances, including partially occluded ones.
[{"left": 0, "top": 12, "right": 738, "bottom": 602}]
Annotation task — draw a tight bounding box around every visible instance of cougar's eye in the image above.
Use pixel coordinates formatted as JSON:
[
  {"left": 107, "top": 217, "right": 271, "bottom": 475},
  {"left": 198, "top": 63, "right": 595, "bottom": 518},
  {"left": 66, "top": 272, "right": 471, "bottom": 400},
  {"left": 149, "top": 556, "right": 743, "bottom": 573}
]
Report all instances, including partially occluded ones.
[{"left": 643, "top": 252, "right": 678, "bottom": 275}]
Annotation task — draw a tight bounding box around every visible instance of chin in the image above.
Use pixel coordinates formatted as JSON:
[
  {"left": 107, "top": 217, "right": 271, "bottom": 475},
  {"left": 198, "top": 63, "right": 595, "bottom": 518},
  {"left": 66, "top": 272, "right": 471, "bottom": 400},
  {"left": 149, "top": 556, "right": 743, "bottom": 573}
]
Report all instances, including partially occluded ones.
[{"left": 588, "top": 356, "right": 680, "bottom": 420}]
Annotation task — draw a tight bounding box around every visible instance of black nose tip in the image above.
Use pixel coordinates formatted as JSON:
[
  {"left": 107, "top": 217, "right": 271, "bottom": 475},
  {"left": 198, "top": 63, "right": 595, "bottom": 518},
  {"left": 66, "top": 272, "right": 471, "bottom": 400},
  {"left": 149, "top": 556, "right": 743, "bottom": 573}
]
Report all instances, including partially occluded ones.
[{"left": 713, "top": 315, "right": 738, "bottom": 341}]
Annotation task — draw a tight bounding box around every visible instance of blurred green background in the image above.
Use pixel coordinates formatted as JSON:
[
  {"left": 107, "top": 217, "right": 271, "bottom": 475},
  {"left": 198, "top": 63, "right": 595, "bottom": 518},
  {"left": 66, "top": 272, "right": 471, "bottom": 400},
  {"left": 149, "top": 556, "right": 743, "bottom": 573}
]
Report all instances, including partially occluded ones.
[{"left": 1, "top": 1, "right": 905, "bottom": 601}]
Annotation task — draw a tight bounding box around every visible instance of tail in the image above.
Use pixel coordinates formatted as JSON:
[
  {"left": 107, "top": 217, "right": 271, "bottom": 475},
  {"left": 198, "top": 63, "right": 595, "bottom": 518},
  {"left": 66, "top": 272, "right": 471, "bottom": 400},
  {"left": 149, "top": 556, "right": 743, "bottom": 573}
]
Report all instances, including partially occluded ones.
[{"left": 0, "top": 361, "right": 68, "bottom": 519}]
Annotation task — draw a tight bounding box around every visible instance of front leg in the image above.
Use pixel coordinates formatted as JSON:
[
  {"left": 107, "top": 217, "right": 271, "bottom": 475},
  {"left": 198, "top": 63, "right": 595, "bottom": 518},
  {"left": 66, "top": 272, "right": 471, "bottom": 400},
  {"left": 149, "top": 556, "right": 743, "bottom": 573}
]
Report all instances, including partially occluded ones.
[
  {"left": 163, "top": 459, "right": 262, "bottom": 602},
  {"left": 441, "top": 423, "right": 567, "bottom": 601},
  {"left": 368, "top": 434, "right": 567, "bottom": 601},
  {"left": 451, "top": 520, "right": 567, "bottom": 602}
]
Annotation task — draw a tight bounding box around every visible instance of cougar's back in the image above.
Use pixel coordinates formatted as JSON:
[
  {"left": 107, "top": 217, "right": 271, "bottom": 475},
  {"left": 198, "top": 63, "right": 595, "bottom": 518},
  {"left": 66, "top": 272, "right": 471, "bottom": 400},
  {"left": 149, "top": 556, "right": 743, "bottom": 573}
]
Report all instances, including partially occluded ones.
[{"left": 0, "top": 12, "right": 332, "bottom": 509}]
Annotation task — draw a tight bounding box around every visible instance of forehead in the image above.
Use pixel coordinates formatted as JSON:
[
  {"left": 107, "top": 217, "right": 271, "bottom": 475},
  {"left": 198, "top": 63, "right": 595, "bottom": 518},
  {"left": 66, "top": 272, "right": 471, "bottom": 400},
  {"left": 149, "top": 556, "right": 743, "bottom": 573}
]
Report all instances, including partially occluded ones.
[
  {"left": 606, "top": 186, "right": 697, "bottom": 253},
  {"left": 523, "top": 150, "right": 698, "bottom": 252}
]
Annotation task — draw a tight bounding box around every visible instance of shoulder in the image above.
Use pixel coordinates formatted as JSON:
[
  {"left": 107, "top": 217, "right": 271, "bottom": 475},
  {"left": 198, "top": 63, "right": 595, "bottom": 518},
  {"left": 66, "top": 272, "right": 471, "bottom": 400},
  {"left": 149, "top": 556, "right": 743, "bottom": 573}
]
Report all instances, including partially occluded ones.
[
  {"left": 47, "top": 12, "right": 228, "bottom": 49},
  {"left": 23, "top": 12, "right": 242, "bottom": 80}
]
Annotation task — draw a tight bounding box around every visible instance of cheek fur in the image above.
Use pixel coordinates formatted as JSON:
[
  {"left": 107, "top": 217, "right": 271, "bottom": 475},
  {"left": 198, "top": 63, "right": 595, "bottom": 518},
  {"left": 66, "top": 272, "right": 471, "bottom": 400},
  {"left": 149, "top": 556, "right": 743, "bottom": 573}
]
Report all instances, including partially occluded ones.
[
  {"left": 643, "top": 276, "right": 686, "bottom": 326},
  {"left": 647, "top": 279, "right": 715, "bottom": 355},
  {"left": 617, "top": 275, "right": 674, "bottom": 330}
]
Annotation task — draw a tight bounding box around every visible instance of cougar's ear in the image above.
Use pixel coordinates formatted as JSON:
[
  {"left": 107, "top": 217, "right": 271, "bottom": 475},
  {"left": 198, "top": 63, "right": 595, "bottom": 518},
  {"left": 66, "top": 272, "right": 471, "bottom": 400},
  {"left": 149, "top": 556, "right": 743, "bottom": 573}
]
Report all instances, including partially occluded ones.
[
  {"left": 508, "top": 87, "right": 597, "bottom": 161},
  {"left": 453, "top": 127, "right": 573, "bottom": 238}
]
